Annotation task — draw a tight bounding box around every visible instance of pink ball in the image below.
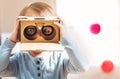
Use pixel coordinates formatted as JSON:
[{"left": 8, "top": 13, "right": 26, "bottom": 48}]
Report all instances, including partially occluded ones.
[
  {"left": 90, "top": 23, "right": 101, "bottom": 34},
  {"left": 101, "top": 60, "right": 114, "bottom": 73}
]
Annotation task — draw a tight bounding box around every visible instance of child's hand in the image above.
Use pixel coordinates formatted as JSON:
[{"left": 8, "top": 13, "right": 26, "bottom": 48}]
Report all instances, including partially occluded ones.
[
  {"left": 53, "top": 21, "right": 65, "bottom": 39},
  {"left": 54, "top": 21, "right": 72, "bottom": 39},
  {"left": 53, "top": 19, "right": 77, "bottom": 43},
  {"left": 8, "top": 18, "right": 20, "bottom": 43}
]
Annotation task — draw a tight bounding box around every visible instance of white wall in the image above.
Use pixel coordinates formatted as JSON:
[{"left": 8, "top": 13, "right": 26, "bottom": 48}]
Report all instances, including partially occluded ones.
[
  {"left": 57, "top": 0, "right": 120, "bottom": 66},
  {"left": 57, "top": 0, "right": 120, "bottom": 79}
]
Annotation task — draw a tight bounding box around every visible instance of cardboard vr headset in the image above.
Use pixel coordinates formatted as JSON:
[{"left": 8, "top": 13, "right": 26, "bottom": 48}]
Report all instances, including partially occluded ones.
[{"left": 18, "top": 16, "right": 64, "bottom": 51}]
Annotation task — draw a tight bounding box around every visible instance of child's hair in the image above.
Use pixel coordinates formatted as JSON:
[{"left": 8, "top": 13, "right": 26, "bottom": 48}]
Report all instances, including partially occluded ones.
[{"left": 19, "top": 2, "right": 57, "bottom": 17}]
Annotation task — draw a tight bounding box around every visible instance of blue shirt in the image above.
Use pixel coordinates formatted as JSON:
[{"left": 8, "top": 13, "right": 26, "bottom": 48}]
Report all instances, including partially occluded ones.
[{"left": 0, "top": 37, "right": 89, "bottom": 79}]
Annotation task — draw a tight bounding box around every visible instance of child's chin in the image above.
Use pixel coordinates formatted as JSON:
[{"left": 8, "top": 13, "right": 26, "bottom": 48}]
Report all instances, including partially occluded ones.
[{"left": 31, "top": 50, "right": 43, "bottom": 53}]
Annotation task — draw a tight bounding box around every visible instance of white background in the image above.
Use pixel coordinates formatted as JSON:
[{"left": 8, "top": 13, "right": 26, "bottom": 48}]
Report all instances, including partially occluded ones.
[{"left": 56, "top": 0, "right": 120, "bottom": 66}]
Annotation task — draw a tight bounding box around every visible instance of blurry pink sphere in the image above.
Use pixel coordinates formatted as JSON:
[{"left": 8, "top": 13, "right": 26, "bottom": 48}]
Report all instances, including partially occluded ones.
[
  {"left": 101, "top": 60, "right": 114, "bottom": 73},
  {"left": 90, "top": 23, "right": 101, "bottom": 34}
]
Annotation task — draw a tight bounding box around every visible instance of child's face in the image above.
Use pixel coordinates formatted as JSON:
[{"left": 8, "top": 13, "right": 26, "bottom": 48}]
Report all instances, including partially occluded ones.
[
  {"left": 25, "top": 8, "right": 40, "bottom": 17},
  {"left": 24, "top": 8, "right": 42, "bottom": 53}
]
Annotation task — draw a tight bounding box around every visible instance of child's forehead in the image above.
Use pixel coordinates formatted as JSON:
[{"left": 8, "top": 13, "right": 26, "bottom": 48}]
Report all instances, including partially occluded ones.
[{"left": 25, "top": 8, "right": 40, "bottom": 17}]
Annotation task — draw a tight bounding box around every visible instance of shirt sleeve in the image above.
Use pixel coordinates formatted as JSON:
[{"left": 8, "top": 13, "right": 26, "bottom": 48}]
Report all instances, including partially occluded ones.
[
  {"left": 61, "top": 37, "right": 89, "bottom": 73},
  {"left": 0, "top": 38, "right": 18, "bottom": 77}
]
